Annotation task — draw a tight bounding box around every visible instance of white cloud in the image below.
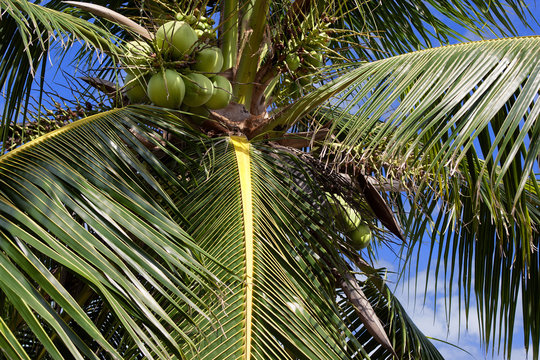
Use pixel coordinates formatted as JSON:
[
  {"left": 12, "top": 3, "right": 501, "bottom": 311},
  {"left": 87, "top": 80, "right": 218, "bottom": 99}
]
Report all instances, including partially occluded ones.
[
  {"left": 380, "top": 267, "right": 526, "bottom": 360},
  {"left": 510, "top": 347, "right": 530, "bottom": 360},
  {"left": 461, "top": 30, "right": 485, "bottom": 42},
  {"left": 372, "top": 257, "right": 398, "bottom": 273}
]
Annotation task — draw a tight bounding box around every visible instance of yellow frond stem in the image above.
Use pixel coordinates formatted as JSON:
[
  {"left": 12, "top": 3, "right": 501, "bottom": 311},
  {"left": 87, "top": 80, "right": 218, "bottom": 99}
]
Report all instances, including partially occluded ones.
[{"left": 231, "top": 136, "right": 253, "bottom": 360}]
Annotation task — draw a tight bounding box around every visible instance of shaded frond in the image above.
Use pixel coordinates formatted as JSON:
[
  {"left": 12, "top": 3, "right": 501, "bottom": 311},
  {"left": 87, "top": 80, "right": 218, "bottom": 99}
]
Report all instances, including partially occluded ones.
[{"left": 0, "top": 107, "right": 218, "bottom": 359}]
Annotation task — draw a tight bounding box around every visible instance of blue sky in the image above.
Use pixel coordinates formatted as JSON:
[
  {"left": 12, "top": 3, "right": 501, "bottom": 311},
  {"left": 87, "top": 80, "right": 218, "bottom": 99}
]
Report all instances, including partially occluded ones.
[
  {"left": 375, "top": 254, "right": 529, "bottom": 360},
  {"left": 374, "top": 5, "right": 540, "bottom": 359}
]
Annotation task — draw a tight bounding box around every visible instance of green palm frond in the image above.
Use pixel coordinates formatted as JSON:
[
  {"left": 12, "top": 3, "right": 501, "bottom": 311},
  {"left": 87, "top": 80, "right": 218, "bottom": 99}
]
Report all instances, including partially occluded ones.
[
  {"left": 395, "top": 146, "right": 540, "bottom": 358},
  {"left": 2, "top": 0, "right": 540, "bottom": 358},
  {"left": 169, "top": 136, "right": 365, "bottom": 359},
  {"left": 0, "top": 107, "right": 219, "bottom": 359},
  {"left": 117, "top": 120, "right": 445, "bottom": 358},
  {"left": 337, "top": 0, "right": 531, "bottom": 59},
  {"left": 276, "top": 36, "right": 540, "bottom": 215},
  {"left": 260, "top": 0, "right": 531, "bottom": 65},
  {"left": 269, "top": 35, "right": 540, "bottom": 357},
  {"left": 0, "top": 0, "right": 126, "bottom": 152}
]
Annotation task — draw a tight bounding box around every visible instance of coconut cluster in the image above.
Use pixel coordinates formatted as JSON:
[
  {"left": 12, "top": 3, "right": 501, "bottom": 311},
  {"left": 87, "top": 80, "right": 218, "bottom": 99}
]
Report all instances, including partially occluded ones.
[
  {"left": 281, "top": 23, "right": 331, "bottom": 91},
  {"left": 122, "top": 13, "right": 232, "bottom": 113},
  {"left": 175, "top": 10, "right": 215, "bottom": 39}
]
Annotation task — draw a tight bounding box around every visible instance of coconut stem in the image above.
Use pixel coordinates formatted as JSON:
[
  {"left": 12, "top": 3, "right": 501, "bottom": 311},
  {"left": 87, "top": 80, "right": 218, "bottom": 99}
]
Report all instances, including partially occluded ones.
[
  {"left": 234, "top": 0, "right": 270, "bottom": 110},
  {"left": 221, "top": 0, "right": 239, "bottom": 70}
]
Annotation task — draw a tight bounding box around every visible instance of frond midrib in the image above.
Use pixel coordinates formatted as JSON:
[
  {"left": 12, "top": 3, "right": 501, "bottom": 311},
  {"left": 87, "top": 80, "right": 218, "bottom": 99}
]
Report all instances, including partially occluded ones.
[{"left": 0, "top": 108, "right": 122, "bottom": 163}]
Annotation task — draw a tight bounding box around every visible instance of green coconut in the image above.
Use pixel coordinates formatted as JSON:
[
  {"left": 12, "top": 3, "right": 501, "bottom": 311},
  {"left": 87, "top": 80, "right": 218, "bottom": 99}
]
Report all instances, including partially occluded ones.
[
  {"left": 348, "top": 223, "right": 372, "bottom": 250},
  {"left": 182, "top": 73, "right": 214, "bottom": 107},
  {"left": 194, "top": 47, "right": 224, "bottom": 74},
  {"left": 147, "top": 69, "right": 185, "bottom": 108},
  {"left": 285, "top": 53, "right": 300, "bottom": 71},
  {"left": 124, "top": 73, "right": 149, "bottom": 104},
  {"left": 187, "top": 106, "right": 210, "bottom": 124},
  {"left": 155, "top": 21, "right": 198, "bottom": 58},
  {"left": 125, "top": 40, "right": 152, "bottom": 63},
  {"left": 175, "top": 12, "right": 185, "bottom": 21},
  {"left": 123, "top": 40, "right": 152, "bottom": 76},
  {"left": 205, "top": 75, "right": 232, "bottom": 109},
  {"left": 340, "top": 204, "right": 361, "bottom": 233},
  {"left": 326, "top": 194, "right": 361, "bottom": 233},
  {"left": 184, "top": 14, "right": 197, "bottom": 25},
  {"left": 305, "top": 50, "right": 323, "bottom": 68}
]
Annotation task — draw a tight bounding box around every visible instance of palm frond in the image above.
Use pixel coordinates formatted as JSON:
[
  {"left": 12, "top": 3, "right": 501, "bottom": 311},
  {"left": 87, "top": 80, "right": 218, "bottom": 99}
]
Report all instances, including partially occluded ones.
[
  {"left": 337, "top": 0, "right": 531, "bottom": 60},
  {"left": 0, "top": 0, "right": 128, "bottom": 152},
  {"left": 339, "top": 268, "right": 445, "bottom": 360},
  {"left": 395, "top": 147, "right": 540, "bottom": 358},
  {"left": 278, "top": 36, "right": 540, "bottom": 219},
  {"left": 270, "top": 35, "right": 540, "bottom": 357},
  {"left": 170, "top": 136, "right": 366, "bottom": 359},
  {"left": 0, "top": 107, "right": 219, "bottom": 359}
]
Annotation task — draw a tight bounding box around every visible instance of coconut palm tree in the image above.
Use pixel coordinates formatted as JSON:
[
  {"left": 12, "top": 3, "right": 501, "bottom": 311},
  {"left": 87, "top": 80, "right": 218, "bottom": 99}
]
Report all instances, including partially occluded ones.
[{"left": 0, "top": 0, "right": 539, "bottom": 359}]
